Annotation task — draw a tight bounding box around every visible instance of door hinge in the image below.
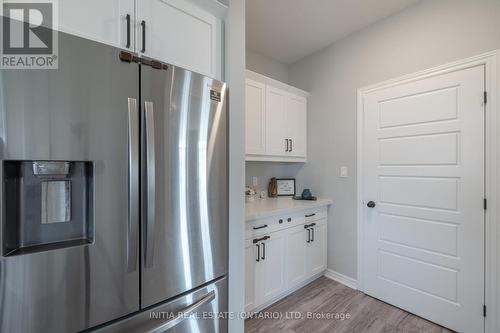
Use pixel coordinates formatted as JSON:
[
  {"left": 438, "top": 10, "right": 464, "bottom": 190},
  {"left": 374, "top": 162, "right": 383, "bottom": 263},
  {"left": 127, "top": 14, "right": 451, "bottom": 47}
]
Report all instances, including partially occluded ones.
[
  {"left": 484, "top": 198, "right": 487, "bottom": 210},
  {"left": 483, "top": 305, "right": 487, "bottom": 317},
  {"left": 484, "top": 91, "right": 488, "bottom": 104}
]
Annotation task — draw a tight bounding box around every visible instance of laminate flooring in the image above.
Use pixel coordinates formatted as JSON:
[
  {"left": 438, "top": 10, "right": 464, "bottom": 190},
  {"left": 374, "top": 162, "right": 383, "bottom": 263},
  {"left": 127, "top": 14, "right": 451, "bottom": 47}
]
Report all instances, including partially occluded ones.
[{"left": 245, "top": 276, "right": 454, "bottom": 333}]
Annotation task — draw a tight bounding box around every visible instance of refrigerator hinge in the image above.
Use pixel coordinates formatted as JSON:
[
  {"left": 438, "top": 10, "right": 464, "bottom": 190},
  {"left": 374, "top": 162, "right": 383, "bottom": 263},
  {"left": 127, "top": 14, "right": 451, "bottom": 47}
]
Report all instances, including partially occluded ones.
[
  {"left": 119, "top": 51, "right": 139, "bottom": 63},
  {"left": 483, "top": 305, "right": 487, "bottom": 317}
]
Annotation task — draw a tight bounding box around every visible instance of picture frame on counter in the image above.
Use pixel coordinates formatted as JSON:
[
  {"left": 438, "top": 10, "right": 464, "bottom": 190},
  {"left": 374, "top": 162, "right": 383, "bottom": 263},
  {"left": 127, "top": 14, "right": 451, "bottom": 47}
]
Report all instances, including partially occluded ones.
[{"left": 276, "top": 178, "right": 296, "bottom": 196}]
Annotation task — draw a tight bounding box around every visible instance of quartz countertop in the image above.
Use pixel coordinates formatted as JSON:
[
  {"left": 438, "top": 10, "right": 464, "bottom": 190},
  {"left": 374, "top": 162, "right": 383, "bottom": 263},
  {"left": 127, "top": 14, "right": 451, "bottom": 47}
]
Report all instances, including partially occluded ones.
[{"left": 246, "top": 197, "right": 333, "bottom": 221}]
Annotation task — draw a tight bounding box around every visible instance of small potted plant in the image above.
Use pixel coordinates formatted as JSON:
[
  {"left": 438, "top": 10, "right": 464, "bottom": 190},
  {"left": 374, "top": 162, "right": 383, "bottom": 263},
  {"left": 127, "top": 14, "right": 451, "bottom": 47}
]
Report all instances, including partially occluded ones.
[{"left": 245, "top": 186, "right": 257, "bottom": 203}]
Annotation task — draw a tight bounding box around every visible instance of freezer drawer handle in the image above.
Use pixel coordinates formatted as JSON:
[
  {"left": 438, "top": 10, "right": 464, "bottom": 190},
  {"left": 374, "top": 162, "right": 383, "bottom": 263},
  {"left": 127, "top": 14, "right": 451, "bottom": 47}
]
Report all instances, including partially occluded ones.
[
  {"left": 127, "top": 98, "right": 139, "bottom": 272},
  {"left": 145, "top": 101, "right": 156, "bottom": 268},
  {"left": 148, "top": 290, "right": 216, "bottom": 333}
]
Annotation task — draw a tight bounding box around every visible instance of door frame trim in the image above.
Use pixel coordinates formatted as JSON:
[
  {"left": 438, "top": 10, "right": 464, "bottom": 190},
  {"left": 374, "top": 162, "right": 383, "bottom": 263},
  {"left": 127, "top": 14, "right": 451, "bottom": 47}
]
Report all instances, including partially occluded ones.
[{"left": 356, "top": 50, "right": 499, "bottom": 333}]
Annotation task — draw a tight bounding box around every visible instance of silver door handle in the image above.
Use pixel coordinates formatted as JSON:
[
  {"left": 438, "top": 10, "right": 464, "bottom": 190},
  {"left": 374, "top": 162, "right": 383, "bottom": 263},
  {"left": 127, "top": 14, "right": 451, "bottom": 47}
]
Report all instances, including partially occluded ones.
[
  {"left": 148, "top": 291, "right": 216, "bottom": 333},
  {"left": 127, "top": 98, "right": 139, "bottom": 272},
  {"left": 145, "top": 101, "right": 156, "bottom": 268}
]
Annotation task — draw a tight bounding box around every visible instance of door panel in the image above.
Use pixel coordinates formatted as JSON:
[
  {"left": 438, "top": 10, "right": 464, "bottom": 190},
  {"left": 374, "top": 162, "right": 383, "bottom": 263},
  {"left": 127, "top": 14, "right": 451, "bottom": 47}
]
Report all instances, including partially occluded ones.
[
  {"left": 58, "top": 0, "right": 133, "bottom": 50},
  {"left": 137, "top": 0, "right": 221, "bottom": 78},
  {"left": 245, "top": 79, "right": 266, "bottom": 155},
  {"left": 245, "top": 239, "right": 256, "bottom": 311},
  {"left": 0, "top": 33, "right": 139, "bottom": 332},
  {"left": 362, "top": 65, "right": 485, "bottom": 332},
  {"left": 256, "top": 232, "right": 286, "bottom": 305},
  {"left": 307, "top": 222, "right": 327, "bottom": 276},
  {"left": 287, "top": 94, "right": 307, "bottom": 158},
  {"left": 265, "top": 86, "right": 287, "bottom": 156},
  {"left": 286, "top": 225, "right": 307, "bottom": 288},
  {"left": 141, "top": 64, "right": 228, "bottom": 308}
]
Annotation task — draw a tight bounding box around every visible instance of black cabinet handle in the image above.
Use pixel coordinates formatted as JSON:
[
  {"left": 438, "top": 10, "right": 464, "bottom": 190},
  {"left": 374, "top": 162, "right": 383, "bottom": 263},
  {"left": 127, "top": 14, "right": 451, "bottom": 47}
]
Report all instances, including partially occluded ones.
[
  {"left": 307, "top": 228, "right": 311, "bottom": 243},
  {"left": 253, "top": 224, "right": 268, "bottom": 230},
  {"left": 287, "top": 217, "right": 292, "bottom": 222},
  {"left": 367, "top": 201, "right": 376, "bottom": 208},
  {"left": 253, "top": 235, "right": 270, "bottom": 244},
  {"left": 290, "top": 139, "right": 293, "bottom": 152},
  {"left": 305, "top": 213, "right": 316, "bottom": 218},
  {"left": 125, "top": 14, "right": 131, "bottom": 48},
  {"left": 261, "top": 242, "right": 266, "bottom": 260},
  {"left": 285, "top": 139, "right": 289, "bottom": 152},
  {"left": 141, "top": 20, "right": 146, "bottom": 53},
  {"left": 304, "top": 222, "right": 316, "bottom": 229},
  {"left": 256, "top": 244, "right": 260, "bottom": 262},
  {"left": 311, "top": 227, "right": 315, "bottom": 242}
]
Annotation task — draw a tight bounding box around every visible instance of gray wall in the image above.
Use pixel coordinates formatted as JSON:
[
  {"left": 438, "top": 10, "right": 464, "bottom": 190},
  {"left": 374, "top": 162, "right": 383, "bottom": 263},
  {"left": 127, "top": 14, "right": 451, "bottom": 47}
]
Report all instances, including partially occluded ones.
[
  {"left": 246, "top": 48, "right": 289, "bottom": 82},
  {"left": 288, "top": 0, "right": 500, "bottom": 279}
]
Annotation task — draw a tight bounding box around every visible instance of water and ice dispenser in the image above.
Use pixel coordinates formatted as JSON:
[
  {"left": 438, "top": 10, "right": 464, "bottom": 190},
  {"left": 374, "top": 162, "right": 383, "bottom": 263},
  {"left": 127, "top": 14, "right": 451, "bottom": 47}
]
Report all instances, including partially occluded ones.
[{"left": 3, "top": 161, "right": 94, "bottom": 256}]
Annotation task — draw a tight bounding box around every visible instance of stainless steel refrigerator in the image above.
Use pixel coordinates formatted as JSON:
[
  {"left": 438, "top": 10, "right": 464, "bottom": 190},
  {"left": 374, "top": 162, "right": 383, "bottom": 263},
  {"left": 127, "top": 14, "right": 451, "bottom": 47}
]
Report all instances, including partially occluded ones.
[{"left": 0, "top": 31, "right": 228, "bottom": 333}]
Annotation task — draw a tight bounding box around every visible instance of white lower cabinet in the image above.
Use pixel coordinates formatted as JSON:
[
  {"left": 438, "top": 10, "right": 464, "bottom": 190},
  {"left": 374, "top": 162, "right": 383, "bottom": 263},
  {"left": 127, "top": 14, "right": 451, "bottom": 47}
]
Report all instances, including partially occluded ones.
[
  {"left": 306, "top": 221, "right": 327, "bottom": 276},
  {"left": 285, "top": 225, "right": 308, "bottom": 288},
  {"left": 245, "top": 208, "right": 328, "bottom": 312}
]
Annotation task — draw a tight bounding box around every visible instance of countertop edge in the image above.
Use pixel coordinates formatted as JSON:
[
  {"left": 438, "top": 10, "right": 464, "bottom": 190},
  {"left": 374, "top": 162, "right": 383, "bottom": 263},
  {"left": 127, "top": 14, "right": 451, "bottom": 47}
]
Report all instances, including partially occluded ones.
[{"left": 246, "top": 199, "right": 333, "bottom": 222}]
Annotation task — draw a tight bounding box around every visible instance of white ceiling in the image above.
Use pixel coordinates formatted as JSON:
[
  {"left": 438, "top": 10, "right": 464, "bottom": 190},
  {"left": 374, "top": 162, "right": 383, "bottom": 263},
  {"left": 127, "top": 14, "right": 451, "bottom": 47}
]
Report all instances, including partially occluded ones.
[{"left": 246, "top": 0, "right": 420, "bottom": 64}]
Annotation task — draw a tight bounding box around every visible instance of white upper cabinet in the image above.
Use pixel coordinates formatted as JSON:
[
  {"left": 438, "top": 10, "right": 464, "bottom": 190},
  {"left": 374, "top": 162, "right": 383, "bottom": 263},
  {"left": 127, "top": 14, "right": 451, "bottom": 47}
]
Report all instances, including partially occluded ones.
[
  {"left": 57, "top": 0, "right": 224, "bottom": 79},
  {"left": 58, "top": 0, "right": 134, "bottom": 50},
  {"left": 245, "top": 79, "right": 266, "bottom": 155},
  {"left": 245, "top": 70, "right": 309, "bottom": 162},
  {"left": 137, "top": 0, "right": 223, "bottom": 78}
]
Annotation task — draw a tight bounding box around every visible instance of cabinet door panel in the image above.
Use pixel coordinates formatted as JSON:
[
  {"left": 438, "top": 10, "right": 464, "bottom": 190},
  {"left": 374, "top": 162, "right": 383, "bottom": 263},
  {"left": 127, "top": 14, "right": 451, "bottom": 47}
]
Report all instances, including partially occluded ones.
[
  {"left": 307, "top": 222, "right": 327, "bottom": 276},
  {"left": 58, "top": 0, "right": 133, "bottom": 50},
  {"left": 137, "top": 0, "right": 222, "bottom": 78},
  {"left": 266, "top": 86, "right": 288, "bottom": 156},
  {"left": 257, "top": 232, "right": 286, "bottom": 305},
  {"left": 246, "top": 79, "right": 266, "bottom": 155},
  {"left": 245, "top": 239, "right": 257, "bottom": 311},
  {"left": 286, "top": 225, "right": 307, "bottom": 288},
  {"left": 287, "top": 94, "right": 307, "bottom": 158}
]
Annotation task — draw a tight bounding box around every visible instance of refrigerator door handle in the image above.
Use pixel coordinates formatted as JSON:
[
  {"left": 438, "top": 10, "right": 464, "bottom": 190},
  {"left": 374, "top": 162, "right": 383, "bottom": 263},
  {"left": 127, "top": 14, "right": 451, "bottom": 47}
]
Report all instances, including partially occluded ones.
[
  {"left": 148, "top": 291, "right": 216, "bottom": 333},
  {"left": 127, "top": 98, "right": 140, "bottom": 272},
  {"left": 145, "top": 101, "right": 156, "bottom": 268}
]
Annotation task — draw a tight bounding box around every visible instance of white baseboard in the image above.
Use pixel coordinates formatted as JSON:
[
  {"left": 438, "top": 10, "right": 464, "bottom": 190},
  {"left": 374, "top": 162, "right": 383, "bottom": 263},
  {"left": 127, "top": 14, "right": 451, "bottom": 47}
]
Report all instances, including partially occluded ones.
[{"left": 324, "top": 269, "right": 357, "bottom": 290}]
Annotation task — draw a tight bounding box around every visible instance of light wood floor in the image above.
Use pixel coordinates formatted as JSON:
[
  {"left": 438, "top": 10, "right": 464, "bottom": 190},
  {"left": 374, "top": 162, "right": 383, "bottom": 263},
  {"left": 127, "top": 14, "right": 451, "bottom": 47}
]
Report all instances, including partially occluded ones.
[{"left": 245, "top": 277, "right": 454, "bottom": 333}]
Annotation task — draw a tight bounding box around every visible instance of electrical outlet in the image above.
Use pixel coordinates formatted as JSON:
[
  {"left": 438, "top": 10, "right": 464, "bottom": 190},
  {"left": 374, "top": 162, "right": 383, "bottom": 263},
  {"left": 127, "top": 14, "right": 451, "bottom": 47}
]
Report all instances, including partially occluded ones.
[
  {"left": 340, "top": 166, "right": 348, "bottom": 178},
  {"left": 252, "top": 176, "right": 258, "bottom": 187}
]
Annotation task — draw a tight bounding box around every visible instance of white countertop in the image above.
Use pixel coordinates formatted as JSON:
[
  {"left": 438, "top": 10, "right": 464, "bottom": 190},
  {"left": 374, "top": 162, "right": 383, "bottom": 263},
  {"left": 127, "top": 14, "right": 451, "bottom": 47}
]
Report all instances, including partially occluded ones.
[{"left": 246, "top": 197, "right": 333, "bottom": 221}]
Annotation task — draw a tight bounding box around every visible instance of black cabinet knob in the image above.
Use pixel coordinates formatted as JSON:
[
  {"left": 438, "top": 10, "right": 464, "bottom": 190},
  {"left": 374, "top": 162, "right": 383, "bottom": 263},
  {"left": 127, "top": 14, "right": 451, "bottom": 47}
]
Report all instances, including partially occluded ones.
[
  {"left": 287, "top": 217, "right": 292, "bottom": 222},
  {"left": 367, "top": 201, "right": 376, "bottom": 208},
  {"left": 279, "top": 219, "right": 283, "bottom": 224}
]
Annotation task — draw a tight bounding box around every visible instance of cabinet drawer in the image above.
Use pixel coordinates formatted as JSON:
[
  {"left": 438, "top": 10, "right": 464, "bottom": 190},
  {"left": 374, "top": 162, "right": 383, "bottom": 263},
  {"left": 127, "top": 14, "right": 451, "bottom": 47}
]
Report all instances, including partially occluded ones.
[
  {"left": 303, "top": 207, "right": 327, "bottom": 223},
  {"left": 246, "top": 213, "right": 306, "bottom": 239}
]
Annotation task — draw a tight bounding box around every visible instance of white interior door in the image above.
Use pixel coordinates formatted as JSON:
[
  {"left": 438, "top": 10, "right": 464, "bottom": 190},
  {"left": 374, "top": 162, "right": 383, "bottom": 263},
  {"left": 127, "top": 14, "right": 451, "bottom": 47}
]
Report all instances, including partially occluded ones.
[{"left": 362, "top": 65, "right": 485, "bottom": 333}]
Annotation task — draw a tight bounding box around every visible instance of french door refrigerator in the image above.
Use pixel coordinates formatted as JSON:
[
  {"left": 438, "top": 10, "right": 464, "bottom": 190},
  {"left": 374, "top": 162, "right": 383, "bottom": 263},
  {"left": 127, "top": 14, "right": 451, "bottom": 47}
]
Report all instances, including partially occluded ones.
[{"left": 0, "top": 31, "right": 227, "bottom": 333}]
